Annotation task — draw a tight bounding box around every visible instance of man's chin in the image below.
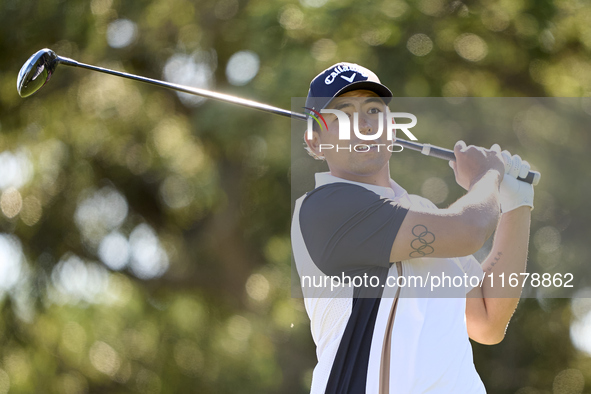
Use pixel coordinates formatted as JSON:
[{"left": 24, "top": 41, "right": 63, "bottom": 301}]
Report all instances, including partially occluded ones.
[{"left": 348, "top": 155, "right": 391, "bottom": 174}]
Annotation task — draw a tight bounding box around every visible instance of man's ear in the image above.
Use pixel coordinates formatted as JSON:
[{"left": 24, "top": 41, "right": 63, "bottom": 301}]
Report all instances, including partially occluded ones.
[{"left": 303, "top": 130, "right": 325, "bottom": 160}]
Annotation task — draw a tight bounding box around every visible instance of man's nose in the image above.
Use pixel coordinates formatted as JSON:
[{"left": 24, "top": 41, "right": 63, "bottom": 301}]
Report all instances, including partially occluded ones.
[{"left": 358, "top": 115, "right": 372, "bottom": 135}]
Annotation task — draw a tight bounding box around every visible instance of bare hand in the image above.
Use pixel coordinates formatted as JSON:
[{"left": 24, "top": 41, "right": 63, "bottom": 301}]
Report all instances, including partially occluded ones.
[{"left": 449, "top": 141, "right": 505, "bottom": 191}]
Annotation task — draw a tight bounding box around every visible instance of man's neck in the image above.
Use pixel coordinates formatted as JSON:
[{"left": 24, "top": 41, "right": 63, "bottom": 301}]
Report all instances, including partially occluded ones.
[{"left": 328, "top": 166, "right": 391, "bottom": 188}]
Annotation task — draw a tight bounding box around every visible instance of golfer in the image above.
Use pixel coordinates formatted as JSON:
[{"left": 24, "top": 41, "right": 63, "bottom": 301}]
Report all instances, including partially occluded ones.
[{"left": 291, "top": 63, "right": 536, "bottom": 393}]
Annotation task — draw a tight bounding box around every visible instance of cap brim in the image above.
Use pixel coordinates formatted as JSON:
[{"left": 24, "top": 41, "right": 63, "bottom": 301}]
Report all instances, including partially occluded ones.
[{"left": 334, "top": 80, "right": 393, "bottom": 102}]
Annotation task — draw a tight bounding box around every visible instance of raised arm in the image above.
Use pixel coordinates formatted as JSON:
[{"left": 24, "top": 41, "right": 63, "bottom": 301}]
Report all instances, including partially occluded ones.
[
  {"left": 390, "top": 141, "right": 505, "bottom": 262},
  {"left": 465, "top": 152, "right": 535, "bottom": 345}
]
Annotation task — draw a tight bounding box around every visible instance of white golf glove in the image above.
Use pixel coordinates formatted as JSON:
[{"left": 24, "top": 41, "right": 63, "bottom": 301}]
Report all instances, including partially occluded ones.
[{"left": 495, "top": 145, "right": 535, "bottom": 213}]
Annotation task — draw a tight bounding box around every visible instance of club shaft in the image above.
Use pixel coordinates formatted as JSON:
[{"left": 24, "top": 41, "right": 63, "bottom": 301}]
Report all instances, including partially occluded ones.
[
  {"left": 57, "top": 55, "right": 539, "bottom": 185},
  {"left": 57, "top": 56, "right": 306, "bottom": 121}
]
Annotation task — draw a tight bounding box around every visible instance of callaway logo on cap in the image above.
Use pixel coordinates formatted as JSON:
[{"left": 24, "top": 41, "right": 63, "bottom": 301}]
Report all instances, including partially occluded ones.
[{"left": 304, "top": 62, "right": 393, "bottom": 115}]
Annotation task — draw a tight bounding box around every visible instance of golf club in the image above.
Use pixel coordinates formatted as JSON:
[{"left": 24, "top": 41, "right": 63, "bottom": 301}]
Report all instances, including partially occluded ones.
[{"left": 17, "top": 48, "right": 540, "bottom": 185}]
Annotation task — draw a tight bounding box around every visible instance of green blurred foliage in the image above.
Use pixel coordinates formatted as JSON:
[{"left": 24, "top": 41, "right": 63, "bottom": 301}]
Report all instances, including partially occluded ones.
[{"left": 0, "top": 0, "right": 590, "bottom": 392}]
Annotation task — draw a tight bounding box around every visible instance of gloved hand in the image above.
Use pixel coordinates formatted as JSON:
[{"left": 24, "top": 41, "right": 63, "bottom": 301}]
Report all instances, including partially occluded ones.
[{"left": 492, "top": 144, "right": 535, "bottom": 213}]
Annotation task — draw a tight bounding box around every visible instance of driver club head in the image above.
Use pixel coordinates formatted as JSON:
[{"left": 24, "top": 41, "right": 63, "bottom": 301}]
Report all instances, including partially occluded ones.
[{"left": 17, "top": 48, "right": 59, "bottom": 98}]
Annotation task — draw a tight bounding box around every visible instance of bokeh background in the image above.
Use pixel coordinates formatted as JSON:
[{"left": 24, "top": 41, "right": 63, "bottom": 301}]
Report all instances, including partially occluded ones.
[{"left": 1, "top": 0, "right": 591, "bottom": 393}]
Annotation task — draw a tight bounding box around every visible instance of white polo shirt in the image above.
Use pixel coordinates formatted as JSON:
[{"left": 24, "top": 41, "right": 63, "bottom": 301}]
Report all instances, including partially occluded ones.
[{"left": 291, "top": 172, "right": 486, "bottom": 394}]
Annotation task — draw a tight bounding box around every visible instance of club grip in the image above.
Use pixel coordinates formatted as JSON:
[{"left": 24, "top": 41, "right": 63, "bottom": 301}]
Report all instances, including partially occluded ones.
[{"left": 418, "top": 143, "right": 540, "bottom": 186}]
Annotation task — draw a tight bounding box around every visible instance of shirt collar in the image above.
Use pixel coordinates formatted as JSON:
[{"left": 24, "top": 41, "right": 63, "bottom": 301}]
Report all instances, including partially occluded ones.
[{"left": 314, "top": 172, "right": 408, "bottom": 201}]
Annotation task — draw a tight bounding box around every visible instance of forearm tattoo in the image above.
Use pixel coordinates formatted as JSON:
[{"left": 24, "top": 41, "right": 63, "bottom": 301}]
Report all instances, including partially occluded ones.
[
  {"left": 409, "top": 225, "right": 435, "bottom": 258},
  {"left": 487, "top": 251, "right": 502, "bottom": 273}
]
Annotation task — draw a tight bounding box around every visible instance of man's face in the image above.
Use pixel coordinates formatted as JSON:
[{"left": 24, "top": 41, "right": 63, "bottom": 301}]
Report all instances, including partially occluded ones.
[{"left": 306, "top": 90, "right": 394, "bottom": 179}]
